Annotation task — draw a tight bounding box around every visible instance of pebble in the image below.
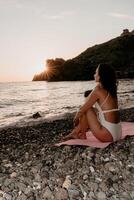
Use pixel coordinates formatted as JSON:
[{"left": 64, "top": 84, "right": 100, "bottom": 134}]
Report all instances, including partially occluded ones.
[
  {"left": 130, "top": 191, "right": 134, "bottom": 199},
  {"left": 0, "top": 191, "right": 4, "bottom": 196},
  {"left": 55, "top": 188, "right": 68, "bottom": 200},
  {"left": 3, "top": 193, "right": 12, "bottom": 200},
  {"left": 0, "top": 112, "right": 133, "bottom": 200},
  {"left": 4, "top": 163, "right": 12, "bottom": 168},
  {"left": 68, "top": 189, "right": 80, "bottom": 199},
  {"left": 24, "top": 186, "right": 32, "bottom": 195},
  {"left": 99, "top": 182, "right": 108, "bottom": 192},
  {"left": 109, "top": 166, "right": 116, "bottom": 172},
  {"left": 10, "top": 172, "right": 17, "bottom": 178},
  {"left": 83, "top": 174, "right": 88, "bottom": 180},
  {"left": 43, "top": 187, "right": 53, "bottom": 199},
  {"left": 96, "top": 177, "right": 102, "bottom": 183},
  {"left": 4, "top": 179, "right": 12, "bottom": 187},
  {"left": 33, "top": 182, "right": 41, "bottom": 190},
  {"left": 103, "top": 157, "right": 110, "bottom": 162},
  {"left": 89, "top": 166, "right": 95, "bottom": 173},
  {"left": 62, "top": 176, "right": 71, "bottom": 190},
  {"left": 97, "top": 191, "right": 106, "bottom": 200}
]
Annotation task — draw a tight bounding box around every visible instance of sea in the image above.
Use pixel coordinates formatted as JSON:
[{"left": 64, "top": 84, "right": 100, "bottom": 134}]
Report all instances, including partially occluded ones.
[{"left": 0, "top": 79, "right": 134, "bottom": 129}]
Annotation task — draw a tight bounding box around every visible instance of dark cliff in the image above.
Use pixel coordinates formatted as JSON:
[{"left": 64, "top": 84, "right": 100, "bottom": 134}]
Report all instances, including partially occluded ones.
[{"left": 33, "top": 34, "right": 134, "bottom": 81}]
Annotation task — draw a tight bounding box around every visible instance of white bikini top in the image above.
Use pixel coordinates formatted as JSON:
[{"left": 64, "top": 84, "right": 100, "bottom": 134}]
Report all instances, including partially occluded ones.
[{"left": 95, "top": 93, "right": 119, "bottom": 113}]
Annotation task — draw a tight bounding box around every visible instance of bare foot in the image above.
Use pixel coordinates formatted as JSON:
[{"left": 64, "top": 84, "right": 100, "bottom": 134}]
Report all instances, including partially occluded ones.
[
  {"left": 62, "top": 126, "right": 82, "bottom": 141},
  {"left": 62, "top": 130, "right": 87, "bottom": 140},
  {"left": 78, "top": 132, "right": 87, "bottom": 139},
  {"left": 63, "top": 132, "right": 79, "bottom": 140}
]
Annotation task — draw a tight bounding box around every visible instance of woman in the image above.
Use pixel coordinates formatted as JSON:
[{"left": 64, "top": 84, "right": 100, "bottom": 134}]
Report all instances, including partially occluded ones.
[{"left": 64, "top": 63, "right": 122, "bottom": 142}]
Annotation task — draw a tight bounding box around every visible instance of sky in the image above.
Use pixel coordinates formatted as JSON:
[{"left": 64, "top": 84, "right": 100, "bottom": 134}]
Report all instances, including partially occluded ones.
[{"left": 0, "top": 0, "right": 134, "bottom": 82}]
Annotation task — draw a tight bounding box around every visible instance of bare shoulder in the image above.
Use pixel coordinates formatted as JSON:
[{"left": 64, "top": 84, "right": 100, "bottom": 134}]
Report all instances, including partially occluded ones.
[
  {"left": 93, "top": 84, "right": 108, "bottom": 101},
  {"left": 93, "top": 84, "right": 102, "bottom": 95}
]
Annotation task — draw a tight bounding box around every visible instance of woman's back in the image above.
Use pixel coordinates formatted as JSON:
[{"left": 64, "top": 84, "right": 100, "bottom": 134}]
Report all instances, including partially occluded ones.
[{"left": 97, "top": 87, "right": 120, "bottom": 123}]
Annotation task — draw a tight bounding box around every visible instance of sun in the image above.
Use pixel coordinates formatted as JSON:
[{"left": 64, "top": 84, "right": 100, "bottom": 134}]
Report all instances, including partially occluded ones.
[{"left": 44, "top": 65, "right": 48, "bottom": 72}]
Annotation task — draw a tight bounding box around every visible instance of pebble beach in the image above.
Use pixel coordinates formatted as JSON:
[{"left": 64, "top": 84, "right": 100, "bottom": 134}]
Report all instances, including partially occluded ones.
[{"left": 0, "top": 107, "right": 134, "bottom": 200}]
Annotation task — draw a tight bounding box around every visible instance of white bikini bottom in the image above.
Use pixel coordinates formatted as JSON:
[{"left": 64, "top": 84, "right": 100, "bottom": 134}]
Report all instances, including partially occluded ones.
[{"left": 98, "top": 113, "right": 122, "bottom": 142}]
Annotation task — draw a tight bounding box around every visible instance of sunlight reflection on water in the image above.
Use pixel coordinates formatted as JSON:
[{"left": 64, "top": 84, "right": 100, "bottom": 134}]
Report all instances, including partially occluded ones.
[{"left": 0, "top": 79, "right": 133, "bottom": 128}]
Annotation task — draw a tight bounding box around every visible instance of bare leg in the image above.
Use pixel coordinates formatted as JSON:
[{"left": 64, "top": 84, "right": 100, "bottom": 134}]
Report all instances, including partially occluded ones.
[
  {"left": 63, "top": 107, "right": 113, "bottom": 142},
  {"left": 76, "top": 114, "right": 89, "bottom": 139},
  {"left": 63, "top": 114, "right": 89, "bottom": 140},
  {"left": 63, "top": 124, "right": 81, "bottom": 140},
  {"left": 86, "top": 107, "right": 113, "bottom": 142}
]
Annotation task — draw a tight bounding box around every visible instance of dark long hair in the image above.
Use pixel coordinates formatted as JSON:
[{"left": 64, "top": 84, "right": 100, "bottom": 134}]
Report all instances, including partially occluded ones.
[{"left": 98, "top": 63, "right": 118, "bottom": 98}]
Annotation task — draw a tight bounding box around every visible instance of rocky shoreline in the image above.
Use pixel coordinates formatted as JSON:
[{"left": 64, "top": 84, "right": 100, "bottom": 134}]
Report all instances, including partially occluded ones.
[{"left": 0, "top": 108, "right": 134, "bottom": 200}]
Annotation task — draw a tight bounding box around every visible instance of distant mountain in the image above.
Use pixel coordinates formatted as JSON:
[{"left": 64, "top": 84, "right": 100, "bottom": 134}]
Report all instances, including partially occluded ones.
[{"left": 33, "top": 31, "right": 134, "bottom": 81}]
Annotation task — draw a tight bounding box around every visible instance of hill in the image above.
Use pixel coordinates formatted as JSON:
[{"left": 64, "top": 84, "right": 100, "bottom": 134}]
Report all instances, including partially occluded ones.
[{"left": 33, "top": 32, "right": 134, "bottom": 81}]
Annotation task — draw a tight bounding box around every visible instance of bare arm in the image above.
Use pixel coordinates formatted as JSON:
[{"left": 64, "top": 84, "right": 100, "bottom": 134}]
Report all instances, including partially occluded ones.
[
  {"left": 80, "top": 88, "right": 99, "bottom": 113},
  {"left": 74, "top": 86, "right": 99, "bottom": 126}
]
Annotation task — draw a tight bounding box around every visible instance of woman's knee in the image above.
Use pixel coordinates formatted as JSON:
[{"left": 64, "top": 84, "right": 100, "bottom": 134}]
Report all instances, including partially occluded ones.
[
  {"left": 86, "top": 107, "right": 96, "bottom": 115},
  {"left": 86, "top": 107, "right": 97, "bottom": 121}
]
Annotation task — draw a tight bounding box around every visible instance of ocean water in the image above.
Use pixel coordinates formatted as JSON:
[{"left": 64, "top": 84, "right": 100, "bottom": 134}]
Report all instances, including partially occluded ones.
[{"left": 0, "top": 80, "right": 134, "bottom": 128}]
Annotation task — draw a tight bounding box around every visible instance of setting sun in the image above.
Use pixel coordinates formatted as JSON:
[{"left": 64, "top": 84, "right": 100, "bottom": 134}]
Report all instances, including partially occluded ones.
[{"left": 44, "top": 65, "right": 48, "bottom": 72}]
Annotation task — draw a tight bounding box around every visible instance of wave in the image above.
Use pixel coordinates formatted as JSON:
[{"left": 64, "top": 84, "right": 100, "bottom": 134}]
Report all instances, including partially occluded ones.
[
  {"left": 4, "top": 113, "right": 24, "bottom": 118},
  {"left": 119, "top": 90, "right": 134, "bottom": 94},
  {"left": 29, "top": 89, "right": 46, "bottom": 91}
]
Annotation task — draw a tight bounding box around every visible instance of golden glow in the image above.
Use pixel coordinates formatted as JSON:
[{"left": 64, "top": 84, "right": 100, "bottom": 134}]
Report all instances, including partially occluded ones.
[
  {"left": 44, "top": 65, "right": 48, "bottom": 72},
  {"left": 44, "top": 66, "right": 57, "bottom": 80}
]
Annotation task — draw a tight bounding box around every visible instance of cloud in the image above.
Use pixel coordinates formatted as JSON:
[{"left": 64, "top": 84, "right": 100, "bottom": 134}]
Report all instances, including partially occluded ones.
[
  {"left": 44, "top": 14, "right": 63, "bottom": 20},
  {"left": 61, "top": 10, "right": 76, "bottom": 16},
  {"left": 44, "top": 10, "right": 76, "bottom": 20},
  {"left": 108, "top": 12, "right": 134, "bottom": 20}
]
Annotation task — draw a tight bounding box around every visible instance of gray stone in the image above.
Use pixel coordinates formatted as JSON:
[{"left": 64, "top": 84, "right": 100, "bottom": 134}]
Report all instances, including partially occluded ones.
[
  {"left": 55, "top": 188, "right": 68, "bottom": 200},
  {"left": 9, "top": 183, "right": 15, "bottom": 191},
  {"left": 130, "top": 191, "right": 134, "bottom": 198},
  {"left": 0, "top": 177, "right": 5, "bottom": 186},
  {"left": 103, "top": 157, "right": 110, "bottom": 162},
  {"left": 16, "top": 182, "right": 27, "bottom": 192},
  {"left": 24, "top": 186, "right": 32, "bottom": 195},
  {"left": 89, "top": 166, "right": 95, "bottom": 173},
  {"left": 10, "top": 172, "right": 17, "bottom": 178},
  {"left": 24, "top": 177, "right": 33, "bottom": 186},
  {"left": 31, "top": 167, "right": 38, "bottom": 174},
  {"left": 109, "top": 166, "right": 116, "bottom": 172},
  {"left": 112, "top": 175, "right": 119, "bottom": 182},
  {"left": 33, "top": 182, "right": 41, "bottom": 190},
  {"left": 96, "top": 191, "right": 106, "bottom": 200},
  {"left": 88, "top": 182, "right": 98, "bottom": 192},
  {"left": 1, "top": 187, "right": 10, "bottom": 193},
  {"left": 83, "top": 175, "right": 88, "bottom": 180},
  {"left": 4, "top": 179, "right": 12, "bottom": 187},
  {"left": 120, "top": 191, "right": 131, "bottom": 199},
  {"left": 68, "top": 189, "right": 80, "bottom": 199},
  {"left": 43, "top": 186, "right": 53, "bottom": 199},
  {"left": 96, "top": 177, "right": 102, "bottom": 183},
  {"left": 20, "top": 193, "right": 27, "bottom": 200},
  {"left": 0, "top": 190, "right": 4, "bottom": 196},
  {"left": 88, "top": 191, "right": 95, "bottom": 198},
  {"left": 25, "top": 152, "right": 29, "bottom": 160},
  {"left": 34, "top": 174, "right": 41, "bottom": 182},
  {"left": 112, "top": 183, "right": 119, "bottom": 191},
  {"left": 99, "top": 182, "right": 108, "bottom": 192},
  {"left": 112, "top": 194, "right": 118, "bottom": 199},
  {"left": 4, "top": 163, "right": 12, "bottom": 168},
  {"left": 3, "top": 193, "right": 12, "bottom": 200},
  {"left": 63, "top": 146, "right": 71, "bottom": 152}
]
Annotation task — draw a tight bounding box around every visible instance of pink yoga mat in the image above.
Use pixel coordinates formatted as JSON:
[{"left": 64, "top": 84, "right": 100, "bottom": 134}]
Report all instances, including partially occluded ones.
[{"left": 55, "top": 122, "right": 134, "bottom": 148}]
